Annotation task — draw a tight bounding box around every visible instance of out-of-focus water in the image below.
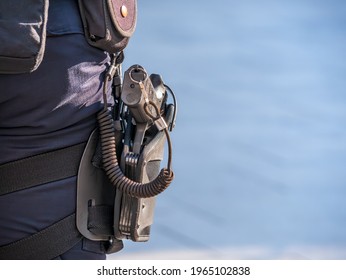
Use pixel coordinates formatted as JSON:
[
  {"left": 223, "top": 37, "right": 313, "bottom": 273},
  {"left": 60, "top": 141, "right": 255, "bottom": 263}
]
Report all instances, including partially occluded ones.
[{"left": 111, "top": 0, "right": 346, "bottom": 259}]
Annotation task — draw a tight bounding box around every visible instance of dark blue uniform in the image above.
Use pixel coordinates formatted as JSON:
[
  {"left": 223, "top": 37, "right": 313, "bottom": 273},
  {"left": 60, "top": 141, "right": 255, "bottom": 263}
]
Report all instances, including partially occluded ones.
[{"left": 0, "top": 0, "right": 112, "bottom": 259}]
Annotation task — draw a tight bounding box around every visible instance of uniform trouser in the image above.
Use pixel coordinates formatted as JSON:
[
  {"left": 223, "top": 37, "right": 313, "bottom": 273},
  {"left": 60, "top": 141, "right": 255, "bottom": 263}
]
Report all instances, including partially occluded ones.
[
  {"left": 0, "top": 32, "right": 111, "bottom": 259},
  {"left": 53, "top": 239, "right": 106, "bottom": 260},
  {"left": 0, "top": 177, "right": 107, "bottom": 260}
]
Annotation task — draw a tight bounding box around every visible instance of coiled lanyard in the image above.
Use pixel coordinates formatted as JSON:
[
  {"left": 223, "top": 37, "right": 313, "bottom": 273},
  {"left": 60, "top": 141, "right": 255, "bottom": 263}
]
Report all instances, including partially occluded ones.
[{"left": 97, "top": 52, "right": 175, "bottom": 198}]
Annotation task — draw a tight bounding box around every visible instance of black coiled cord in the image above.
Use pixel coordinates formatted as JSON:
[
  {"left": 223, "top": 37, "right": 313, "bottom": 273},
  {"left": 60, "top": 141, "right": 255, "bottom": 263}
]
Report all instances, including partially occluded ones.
[
  {"left": 97, "top": 61, "right": 174, "bottom": 198},
  {"left": 97, "top": 109, "right": 174, "bottom": 198}
]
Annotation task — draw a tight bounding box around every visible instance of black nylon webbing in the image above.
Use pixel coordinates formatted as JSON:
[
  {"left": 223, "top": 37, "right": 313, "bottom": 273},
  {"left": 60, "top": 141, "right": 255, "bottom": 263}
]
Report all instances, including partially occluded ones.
[
  {"left": 0, "top": 143, "right": 86, "bottom": 196},
  {"left": 87, "top": 205, "right": 114, "bottom": 236},
  {"left": 0, "top": 214, "right": 82, "bottom": 260}
]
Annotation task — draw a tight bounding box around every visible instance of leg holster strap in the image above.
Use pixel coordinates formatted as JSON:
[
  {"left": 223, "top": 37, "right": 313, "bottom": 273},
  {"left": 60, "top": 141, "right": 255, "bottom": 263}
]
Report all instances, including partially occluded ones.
[
  {"left": 0, "top": 143, "right": 86, "bottom": 259},
  {"left": 0, "top": 214, "right": 82, "bottom": 260}
]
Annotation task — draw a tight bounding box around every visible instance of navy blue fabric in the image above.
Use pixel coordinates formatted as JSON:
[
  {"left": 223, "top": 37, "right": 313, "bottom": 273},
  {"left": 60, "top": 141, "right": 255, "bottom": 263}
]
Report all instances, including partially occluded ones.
[
  {"left": 47, "top": 0, "right": 84, "bottom": 36},
  {"left": 0, "top": 0, "right": 111, "bottom": 259},
  {"left": 53, "top": 239, "right": 106, "bottom": 260},
  {"left": 0, "top": 33, "right": 111, "bottom": 164},
  {"left": 0, "top": 177, "right": 76, "bottom": 246}
]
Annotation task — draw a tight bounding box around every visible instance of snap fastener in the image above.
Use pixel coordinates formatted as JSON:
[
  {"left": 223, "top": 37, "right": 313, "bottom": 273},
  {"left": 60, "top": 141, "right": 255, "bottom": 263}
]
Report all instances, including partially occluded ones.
[{"left": 120, "top": 5, "right": 128, "bottom": 18}]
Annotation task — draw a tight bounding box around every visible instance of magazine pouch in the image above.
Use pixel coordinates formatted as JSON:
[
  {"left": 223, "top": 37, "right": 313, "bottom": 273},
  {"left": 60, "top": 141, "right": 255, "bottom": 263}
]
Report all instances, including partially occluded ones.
[
  {"left": 78, "top": 0, "right": 137, "bottom": 53},
  {"left": 0, "top": 0, "right": 49, "bottom": 74}
]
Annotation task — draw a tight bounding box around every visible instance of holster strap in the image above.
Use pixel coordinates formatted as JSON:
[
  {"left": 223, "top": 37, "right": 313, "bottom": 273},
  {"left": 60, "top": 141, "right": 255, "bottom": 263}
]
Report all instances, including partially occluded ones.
[
  {"left": 0, "top": 214, "right": 82, "bottom": 260},
  {"left": 87, "top": 205, "right": 114, "bottom": 236}
]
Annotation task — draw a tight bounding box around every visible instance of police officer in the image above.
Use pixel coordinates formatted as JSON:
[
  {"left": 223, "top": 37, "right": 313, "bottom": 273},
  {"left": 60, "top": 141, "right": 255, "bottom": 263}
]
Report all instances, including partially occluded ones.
[{"left": 0, "top": 0, "right": 112, "bottom": 259}]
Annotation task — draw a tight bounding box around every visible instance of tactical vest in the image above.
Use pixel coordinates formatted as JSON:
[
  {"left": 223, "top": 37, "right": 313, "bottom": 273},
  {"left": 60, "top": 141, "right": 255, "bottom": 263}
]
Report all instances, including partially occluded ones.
[{"left": 0, "top": 0, "right": 137, "bottom": 74}]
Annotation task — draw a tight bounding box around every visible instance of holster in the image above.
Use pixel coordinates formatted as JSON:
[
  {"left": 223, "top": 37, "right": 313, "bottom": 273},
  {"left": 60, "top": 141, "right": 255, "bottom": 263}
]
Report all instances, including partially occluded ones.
[
  {"left": 76, "top": 105, "right": 174, "bottom": 251},
  {"left": 114, "top": 112, "right": 169, "bottom": 241}
]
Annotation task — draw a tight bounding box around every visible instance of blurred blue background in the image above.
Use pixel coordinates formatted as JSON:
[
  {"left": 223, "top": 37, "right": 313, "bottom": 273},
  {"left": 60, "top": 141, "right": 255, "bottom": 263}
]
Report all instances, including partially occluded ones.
[{"left": 111, "top": 0, "right": 346, "bottom": 259}]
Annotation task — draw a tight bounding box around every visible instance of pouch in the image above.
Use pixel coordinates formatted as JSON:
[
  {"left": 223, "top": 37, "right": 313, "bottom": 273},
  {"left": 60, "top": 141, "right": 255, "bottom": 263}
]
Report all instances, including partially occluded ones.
[
  {"left": 78, "top": 0, "right": 137, "bottom": 53},
  {"left": 0, "top": 0, "right": 49, "bottom": 74}
]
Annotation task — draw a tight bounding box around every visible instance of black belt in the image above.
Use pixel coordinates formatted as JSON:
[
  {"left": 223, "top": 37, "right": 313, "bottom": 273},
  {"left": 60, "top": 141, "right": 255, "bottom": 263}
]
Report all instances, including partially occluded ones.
[
  {"left": 0, "top": 142, "right": 86, "bottom": 196},
  {"left": 0, "top": 143, "right": 86, "bottom": 259}
]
